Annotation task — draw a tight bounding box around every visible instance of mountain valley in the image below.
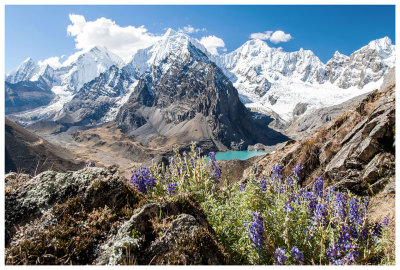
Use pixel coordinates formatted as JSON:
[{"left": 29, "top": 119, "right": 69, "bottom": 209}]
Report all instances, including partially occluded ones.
[{"left": 4, "top": 26, "right": 396, "bottom": 266}]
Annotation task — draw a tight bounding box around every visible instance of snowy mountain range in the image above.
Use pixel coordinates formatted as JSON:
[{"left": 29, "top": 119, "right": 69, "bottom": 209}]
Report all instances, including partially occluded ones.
[{"left": 5, "top": 29, "right": 396, "bottom": 126}]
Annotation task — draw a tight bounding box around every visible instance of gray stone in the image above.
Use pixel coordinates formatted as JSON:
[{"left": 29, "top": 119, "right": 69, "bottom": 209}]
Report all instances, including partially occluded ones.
[
  {"left": 293, "top": 103, "right": 308, "bottom": 117},
  {"left": 384, "top": 181, "right": 395, "bottom": 196}
]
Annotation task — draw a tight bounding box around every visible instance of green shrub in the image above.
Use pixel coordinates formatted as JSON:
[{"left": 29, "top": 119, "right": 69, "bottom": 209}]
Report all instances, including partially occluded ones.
[{"left": 133, "top": 143, "right": 392, "bottom": 265}]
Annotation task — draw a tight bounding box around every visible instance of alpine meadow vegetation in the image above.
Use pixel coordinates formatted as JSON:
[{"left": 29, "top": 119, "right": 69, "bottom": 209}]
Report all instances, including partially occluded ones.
[{"left": 128, "top": 143, "right": 392, "bottom": 265}]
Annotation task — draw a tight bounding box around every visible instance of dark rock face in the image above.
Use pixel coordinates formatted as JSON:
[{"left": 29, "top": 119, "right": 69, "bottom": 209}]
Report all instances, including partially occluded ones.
[
  {"left": 4, "top": 117, "right": 84, "bottom": 174},
  {"left": 249, "top": 68, "right": 395, "bottom": 195},
  {"left": 293, "top": 102, "right": 308, "bottom": 117},
  {"left": 55, "top": 65, "right": 136, "bottom": 127},
  {"left": 117, "top": 43, "right": 288, "bottom": 150},
  {"left": 5, "top": 81, "right": 55, "bottom": 114}
]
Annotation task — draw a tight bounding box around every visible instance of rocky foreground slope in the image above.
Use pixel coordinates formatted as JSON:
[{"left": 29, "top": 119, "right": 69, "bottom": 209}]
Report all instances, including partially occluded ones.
[{"left": 5, "top": 167, "right": 227, "bottom": 265}]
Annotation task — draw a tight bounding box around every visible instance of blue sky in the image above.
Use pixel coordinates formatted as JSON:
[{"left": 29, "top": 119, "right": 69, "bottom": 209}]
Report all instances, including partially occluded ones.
[{"left": 5, "top": 5, "right": 395, "bottom": 72}]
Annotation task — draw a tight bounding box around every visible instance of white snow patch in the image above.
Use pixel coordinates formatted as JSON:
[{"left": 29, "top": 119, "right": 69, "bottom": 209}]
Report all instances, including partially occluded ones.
[
  {"left": 99, "top": 81, "right": 138, "bottom": 123},
  {"left": 242, "top": 78, "right": 384, "bottom": 122}
]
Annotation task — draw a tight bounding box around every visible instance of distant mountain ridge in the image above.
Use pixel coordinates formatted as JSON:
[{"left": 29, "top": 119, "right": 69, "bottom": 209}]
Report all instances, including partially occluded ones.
[
  {"left": 5, "top": 29, "right": 395, "bottom": 128},
  {"left": 215, "top": 36, "right": 395, "bottom": 121}
]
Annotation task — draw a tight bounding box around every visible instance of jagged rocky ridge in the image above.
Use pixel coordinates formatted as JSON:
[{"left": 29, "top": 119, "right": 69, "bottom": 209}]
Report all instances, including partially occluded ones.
[
  {"left": 54, "top": 65, "right": 137, "bottom": 127},
  {"left": 216, "top": 36, "right": 395, "bottom": 121}
]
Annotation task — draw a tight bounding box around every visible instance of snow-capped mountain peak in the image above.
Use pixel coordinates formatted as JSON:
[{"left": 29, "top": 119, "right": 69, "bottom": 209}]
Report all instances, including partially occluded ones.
[
  {"left": 333, "top": 50, "right": 346, "bottom": 57},
  {"left": 125, "top": 29, "right": 209, "bottom": 77},
  {"left": 6, "top": 57, "right": 39, "bottom": 83},
  {"left": 367, "top": 36, "right": 393, "bottom": 52},
  {"left": 6, "top": 45, "right": 124, "bottom": 93}
]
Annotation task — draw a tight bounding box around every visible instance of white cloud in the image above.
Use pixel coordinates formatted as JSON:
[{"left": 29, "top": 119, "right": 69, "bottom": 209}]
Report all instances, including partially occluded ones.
[
  {"left": 38, "top": 56, "right": 62, "bottom": 68},
  {"left": 199, "top": 35, "right": 226, "bottom": 55},
  {"left": 179, "top": 25, "right": 206, "bottom": 34},
  {"left": 67, "top": 14, "right": 161, "bottom": 62},
  {"left": 250, "top": 30, "right": 292, "bottom": 44},
  {"left": 270, "top": 30, "right": 292, "bottom": 44},
  {"left": 250, "top": 31, "right": 273, "bottom": 40}
]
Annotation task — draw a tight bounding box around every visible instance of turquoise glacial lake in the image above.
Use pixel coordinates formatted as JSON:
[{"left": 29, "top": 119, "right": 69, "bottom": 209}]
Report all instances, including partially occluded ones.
[{"left": 205, "top": 151, "right": 268, "bottom": 161}]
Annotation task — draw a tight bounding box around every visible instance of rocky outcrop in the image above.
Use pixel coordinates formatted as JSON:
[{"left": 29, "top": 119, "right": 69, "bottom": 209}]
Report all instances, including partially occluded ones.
[
  {"left": 249, "top": 68, "right": 395, "bottom": 195},
  {"left": 5, "top": 167, "right": 227, "bottom": 265},
  {"left": 95, "top": 197, "right": 227, "bottom": 265}
]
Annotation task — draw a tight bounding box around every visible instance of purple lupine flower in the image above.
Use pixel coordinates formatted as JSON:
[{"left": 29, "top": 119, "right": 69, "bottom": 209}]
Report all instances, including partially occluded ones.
[
  {"left": 333, "top": 259, "right": 345, "bottom": 265},
  {"left": 382, "top": 216, "right": 389, "bottom": 227},
  {"left": 249, "top": 211, "right": 264, "bottom": 250},
  {"left": 314, "top": 177, "right": 324, "bottom": 198},
  {"left": 297, "top": 192, "right": 303, "bottom": 205},
  {"left": 334, "top": 193, "right": 348, "bottom": 222},
  {"left": 313, "top": 203, "right": 327, "bottom": 226},
  {"left": 287, "top": 176, "right": 294, "bottom": 187},
  {"left": 373, "top": 222, "right": 383, "bottom": 238},
  {"left": 344, "top": 244, "right": 359, "bottom": 264},
  {"left": 208, "top": 152, "right": 216, "bottom": 161},
  {"left": 359, "top": 223, "right": 370, "bottom": 240},
  {"left": 212, "top": 163, "right": 222, "bottom": 184},
  {"left": 323, "top": 186, "right": 335, "bottom": 203},
  {"left": 239, "top": 183, "right": 246, "bottom": 191},
  {"left": 130, "top": 167, "right": 156, "bottom": 194},
  {"left": 326, "top": 243, "right": 340, "bottom": 263},
  {"left": 85, "top": 161, "right": 93, "bottom": 167},
  {"left": 190, "top": 158, "right": 195, "bottom": 168},
  {"left": 338, "top": 225, "right": 352, "bottom": 247},
  {"left": 350, "top": 225, "right": 358, "bottom": 239},
  {"left": 195, "top": 147, "right": 202, "bottom": 152},
  {"left": 283, "top": 201, "right": 294, "bottom": 212},
  {"left": 290, "top": 246, "right": 304, "bottom": 264},
  {"left": 274, "top": 248, "right": 287, "bottom": 265},
  {"left": 304, "top": 192, "right": 317, "bottom": 213},
  {"left": 167, "top": 181, "right": 177, "bottom": 195},
  {"left": 348, "top": 198, "right": 361, "bottom": 226},
  {"left": 292, "top": 163, "right": 301, "bottom": 179},
  {"left": 259, "top": 176, "right": 268, "bottom": 191},
  {"left": 271, "top": 165, "right": 283, "bottom": 181}
]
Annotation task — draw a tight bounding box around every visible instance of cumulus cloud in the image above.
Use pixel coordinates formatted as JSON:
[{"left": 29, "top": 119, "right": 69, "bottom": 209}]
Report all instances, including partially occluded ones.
[
  {"left": 179, "top": 25, "right": 206, "bottom": 34},
  {"left": 250, "top": 30, "right": 292, "bottom": 44},
  {"left": 269, "top": 30, "right": 292, "bottom": 44},
  {"left": 250, "top": 31, "right": 273, "bottom": 40},
  {"left": 199, "top": 35, "right": 226, "bottom": 55},
  {"left": 67, "top": 14, "right": 161, "bottom": 62}
]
